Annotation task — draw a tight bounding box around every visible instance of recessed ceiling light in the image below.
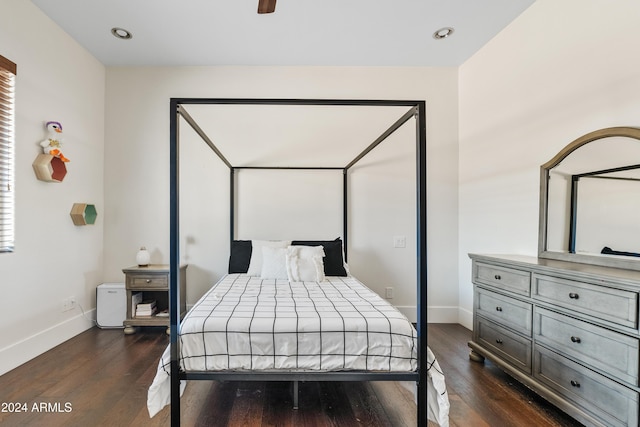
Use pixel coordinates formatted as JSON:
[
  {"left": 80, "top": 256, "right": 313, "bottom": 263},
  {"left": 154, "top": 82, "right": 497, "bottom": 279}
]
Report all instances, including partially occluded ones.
[
  {"left": 433, "top": 27, "right": 455, "bottom": 40},
  {"left": 111, "top": 27, "right": 132, "bottom": 40}
]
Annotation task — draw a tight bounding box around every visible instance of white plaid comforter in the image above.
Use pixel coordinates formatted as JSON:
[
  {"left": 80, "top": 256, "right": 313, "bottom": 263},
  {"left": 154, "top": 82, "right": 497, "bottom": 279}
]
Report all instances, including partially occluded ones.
[{"left": 178, "top": 274, "right": 417, "bottom": 372}]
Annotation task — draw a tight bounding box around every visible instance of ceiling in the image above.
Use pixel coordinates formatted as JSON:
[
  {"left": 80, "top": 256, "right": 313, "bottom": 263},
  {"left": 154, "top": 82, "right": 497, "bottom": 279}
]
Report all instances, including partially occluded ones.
[{"left": 31, "top": 0, "right": 535, "bottom": 67}]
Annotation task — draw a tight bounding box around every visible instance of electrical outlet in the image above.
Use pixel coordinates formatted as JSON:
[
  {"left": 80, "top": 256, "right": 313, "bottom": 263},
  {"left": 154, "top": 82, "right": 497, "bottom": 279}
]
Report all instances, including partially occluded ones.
[
  {"left": 393, "top": 235, "right": 406, "bottom": 248},
  {"left": 62, "top": 296, "right": 76, "bottom": 312},
  {"left": 385, "top": 287, "right": 394, "bottom": 299}
]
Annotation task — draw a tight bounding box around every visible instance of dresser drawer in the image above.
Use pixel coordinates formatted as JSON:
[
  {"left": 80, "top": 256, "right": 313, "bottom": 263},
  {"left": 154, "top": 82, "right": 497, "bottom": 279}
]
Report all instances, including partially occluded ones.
[
  {"left": 128, "top": 275, "right": 168, "bottom": 289},
  {"left": 534, "top": 345, "right": 639, "bottom": 427},
  {"left": 473, "top": 262, "right": 531, "bottom": 297},
  {"left": 534, "top": 307, "right": 639, "bottom": 386},
  {"left": 475, "top": 287, "right": 532, "bottom": 336},
  {"left": 475, "top": 317, "right": 532, "bottom": 374},
  {"left": 533, "top": 274, "right": 638, "bottom": 328}
]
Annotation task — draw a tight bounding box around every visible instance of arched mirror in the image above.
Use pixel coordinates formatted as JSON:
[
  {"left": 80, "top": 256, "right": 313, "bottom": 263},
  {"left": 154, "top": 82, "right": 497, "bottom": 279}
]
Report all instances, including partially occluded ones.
[{"left": 539, "top": 127, "right": 640, "bottom": 271}]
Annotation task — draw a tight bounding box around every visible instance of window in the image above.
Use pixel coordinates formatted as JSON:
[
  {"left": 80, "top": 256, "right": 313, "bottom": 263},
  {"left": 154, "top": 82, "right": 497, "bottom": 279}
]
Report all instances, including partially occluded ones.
[{"left": 0, "top": 55, "right": 16, "bottom": 253}]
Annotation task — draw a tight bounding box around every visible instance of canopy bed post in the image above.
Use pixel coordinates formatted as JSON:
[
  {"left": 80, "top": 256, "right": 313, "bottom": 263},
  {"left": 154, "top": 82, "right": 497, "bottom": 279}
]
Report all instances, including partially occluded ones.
[
  {"left": 169, "top": 98, "right": 182, "bottom": 426},
  {"left": 230, "top": 167, "right": 235, "bottom": 242},
  {"left": 342, "top": 168, "right": 348, "bottom": 262},
  {"left": 415, "top": 100, "right": 428, "bottom": 427},
  {"left": 569, "top": 175, "right": 578, "bottom": 253}
]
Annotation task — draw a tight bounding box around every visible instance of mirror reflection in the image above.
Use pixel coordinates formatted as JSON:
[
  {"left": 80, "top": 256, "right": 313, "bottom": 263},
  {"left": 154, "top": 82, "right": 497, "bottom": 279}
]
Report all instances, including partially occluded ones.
[{"left": 540, "top": 128, "right": 640, "bottom": 269}]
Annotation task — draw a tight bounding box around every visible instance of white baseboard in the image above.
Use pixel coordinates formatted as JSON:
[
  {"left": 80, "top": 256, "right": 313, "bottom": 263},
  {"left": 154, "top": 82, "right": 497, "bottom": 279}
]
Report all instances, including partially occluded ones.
[
  {"left": 458, "top": 307, "right": 473, "bottom": 330},
  {"left": 0, "top": 309, "right": 95, "bottom": 376}
]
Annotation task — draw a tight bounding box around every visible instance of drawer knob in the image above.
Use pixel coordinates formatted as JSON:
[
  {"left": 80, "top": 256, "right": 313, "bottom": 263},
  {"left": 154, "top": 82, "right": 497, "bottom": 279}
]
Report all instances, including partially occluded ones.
[
  {"left": 570, "top": 380, "right": 581, "bottom": 388},
  {"left": 570, "top": 336, "right": 581, "bottom": 344},
  {"left": 145, "top": 279, "right": 152, "bottom": 283},
  {"left": 496, "top": 306, "right": 503, "bottom": 312},
  {"left": 494, "top": 274, "right": 501, "bottom": 280},
  {"left": 569, "top": 292, "right": 579, "bottom": 299},
  {"left": 495, "top": 338, "right": 503, "bottom": 344}
]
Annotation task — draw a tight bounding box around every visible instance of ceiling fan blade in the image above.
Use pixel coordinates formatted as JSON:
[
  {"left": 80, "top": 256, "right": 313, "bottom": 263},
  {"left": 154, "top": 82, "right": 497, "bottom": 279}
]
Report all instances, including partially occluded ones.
[{"left": 258, "top": 0, "right": 276, "bottom": 14}]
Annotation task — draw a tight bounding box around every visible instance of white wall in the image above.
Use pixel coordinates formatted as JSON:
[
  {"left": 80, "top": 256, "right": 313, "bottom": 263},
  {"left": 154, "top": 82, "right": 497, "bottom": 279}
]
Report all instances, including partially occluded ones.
[
  {"left": 458, "top": 0, "right": 640, "bottom": 328},
  {"left": 9, "top": 0, "right": 637, "bottom": 377},
  {"left": 103, "top": 66, "right": 459, "bottom": 322},
  {"left": 0, "top": 0, "right": 105, "bottom": 375}
]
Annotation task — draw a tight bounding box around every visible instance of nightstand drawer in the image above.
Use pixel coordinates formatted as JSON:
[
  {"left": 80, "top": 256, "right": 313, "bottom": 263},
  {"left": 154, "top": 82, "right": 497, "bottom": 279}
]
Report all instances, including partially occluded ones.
[
  {"left": 128, "top": 275, "right": 168, "bottom": 289},
  {"left": 533, "top": 273, "right": 637, "bottom": 328},
  {"left": 473, "top": 262, "right": 531, "bottom": 297},
  {"left": 534, "top": 307, "right": 639, "bottom": 386},
  {"left": 475, "top": 316, "right": 532, "bottom": 374},
  {"left": 475, "top": 287, "right": 532, "bottom": 336},
  {"left": 534, "top": 345, "right": 639, "bottom": 427}
]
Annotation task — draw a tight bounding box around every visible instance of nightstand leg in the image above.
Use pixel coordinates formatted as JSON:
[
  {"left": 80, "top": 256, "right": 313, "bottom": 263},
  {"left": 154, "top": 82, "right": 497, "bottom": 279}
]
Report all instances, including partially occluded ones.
[{"left": 124, "top": 325, "right": 136, "bottom": 335}]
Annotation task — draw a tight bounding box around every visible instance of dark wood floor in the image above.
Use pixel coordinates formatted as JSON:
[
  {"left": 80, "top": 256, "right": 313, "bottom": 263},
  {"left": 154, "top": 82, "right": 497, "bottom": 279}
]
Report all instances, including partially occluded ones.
[
  {"left": 0, "top": 324, "right": 583, "bottom": 427},
  {"left": 429, "top": 324, "right": 582, "bottom": 427}
]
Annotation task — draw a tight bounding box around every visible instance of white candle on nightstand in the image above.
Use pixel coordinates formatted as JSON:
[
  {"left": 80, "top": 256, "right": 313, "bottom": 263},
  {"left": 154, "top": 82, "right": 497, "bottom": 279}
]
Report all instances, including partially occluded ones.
[{"left": 136, "top": 247, "right": 150, "bottom": 267}]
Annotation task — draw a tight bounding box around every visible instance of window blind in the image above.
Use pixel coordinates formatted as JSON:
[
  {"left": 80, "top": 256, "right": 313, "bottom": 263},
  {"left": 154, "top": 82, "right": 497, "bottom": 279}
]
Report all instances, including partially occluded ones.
[{"left": 0, "top": 55, "right": 16, "bottom": 253}]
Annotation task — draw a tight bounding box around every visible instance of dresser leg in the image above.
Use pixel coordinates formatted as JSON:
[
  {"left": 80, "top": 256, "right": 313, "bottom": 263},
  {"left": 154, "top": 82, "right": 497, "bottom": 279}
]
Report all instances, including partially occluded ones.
[
  {"left": 123, "top": 325, "right": 136, "bottom": 335},
  {"left": 469, "top": 349, "right": 485, "bottom": 363}
]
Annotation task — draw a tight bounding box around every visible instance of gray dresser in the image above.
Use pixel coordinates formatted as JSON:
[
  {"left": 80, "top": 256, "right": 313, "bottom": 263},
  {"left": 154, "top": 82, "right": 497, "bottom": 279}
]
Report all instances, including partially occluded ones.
[{"left": 468, "top": 253, "right": 640, "bottom": 427}]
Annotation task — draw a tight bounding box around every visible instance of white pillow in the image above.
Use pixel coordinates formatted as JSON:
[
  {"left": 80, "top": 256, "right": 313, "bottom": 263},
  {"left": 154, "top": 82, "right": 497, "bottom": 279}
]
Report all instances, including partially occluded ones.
[
  {"left": 260, "top": 246, "right": 289, "bottom": 280},
  {"left": 247, "top": 240, "right": 291, "bottom": 276},
  {"left": 286, "top": 245, "right": 325, "bottom": 282}
]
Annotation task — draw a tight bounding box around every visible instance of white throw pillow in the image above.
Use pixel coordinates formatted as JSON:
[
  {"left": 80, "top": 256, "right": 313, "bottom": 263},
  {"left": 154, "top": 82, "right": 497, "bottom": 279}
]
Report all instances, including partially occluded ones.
[
  {"left": 260, "top": 246, "right": 289, "bottom": 280},
  {"left": 286, "top": 245, "right": 325, "bottom": 282},
  {"left": 247, "top": 240, "right": 291, "bottom": 276}
]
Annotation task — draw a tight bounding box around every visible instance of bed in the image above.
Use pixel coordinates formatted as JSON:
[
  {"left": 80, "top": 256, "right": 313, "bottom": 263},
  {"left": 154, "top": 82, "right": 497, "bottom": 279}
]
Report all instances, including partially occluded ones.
[
  {"left": 148, "top": 271, "right": 448, "bottom": 425},
  {"left": 162, "top": 98, "right": 443, "bottom": 426}
]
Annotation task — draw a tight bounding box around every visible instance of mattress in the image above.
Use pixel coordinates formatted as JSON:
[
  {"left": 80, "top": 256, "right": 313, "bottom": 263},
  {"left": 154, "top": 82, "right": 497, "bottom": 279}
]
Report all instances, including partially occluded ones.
[{"left": 147, "top": 274, "right": 449, "bottom": 425}]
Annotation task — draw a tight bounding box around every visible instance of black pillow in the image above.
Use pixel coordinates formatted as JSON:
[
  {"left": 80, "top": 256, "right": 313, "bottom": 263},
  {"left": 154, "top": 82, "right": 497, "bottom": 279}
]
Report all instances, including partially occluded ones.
[
  {"left": 228, "top": 240, "right": 252, "bottom": 273},
  {"left": 291, "top": 238, "right": 347, "bottom": 276}
]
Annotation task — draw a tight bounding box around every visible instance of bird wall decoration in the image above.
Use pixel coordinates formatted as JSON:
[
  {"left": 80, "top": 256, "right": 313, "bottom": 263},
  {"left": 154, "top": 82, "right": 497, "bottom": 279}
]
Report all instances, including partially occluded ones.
[{"left": 40, "top": 121, "right": 69, "bottom": 162}]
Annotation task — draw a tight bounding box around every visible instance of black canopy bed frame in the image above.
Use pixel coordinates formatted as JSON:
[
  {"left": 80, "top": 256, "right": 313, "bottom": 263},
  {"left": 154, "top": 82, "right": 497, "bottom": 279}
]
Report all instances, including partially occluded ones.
[
  {"left": 567, "top": 163, "right": 640, "bottom": 255},
  {"left": 168, "top": 98, "right": 428, "bottom": 426}
]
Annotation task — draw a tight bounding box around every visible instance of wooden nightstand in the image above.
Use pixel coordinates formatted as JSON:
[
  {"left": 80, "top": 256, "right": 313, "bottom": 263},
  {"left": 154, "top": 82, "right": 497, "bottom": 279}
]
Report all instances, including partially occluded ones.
[{"left": 122, "top": 264, "right": 187, "bottom": 335}]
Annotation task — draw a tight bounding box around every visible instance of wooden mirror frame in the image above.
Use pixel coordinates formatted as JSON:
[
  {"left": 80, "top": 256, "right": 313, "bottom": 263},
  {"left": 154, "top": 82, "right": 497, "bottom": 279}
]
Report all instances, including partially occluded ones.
[{"left": 538, "top": 126, "right": 640, "bottom": 271}]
